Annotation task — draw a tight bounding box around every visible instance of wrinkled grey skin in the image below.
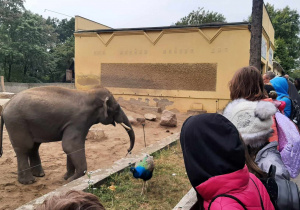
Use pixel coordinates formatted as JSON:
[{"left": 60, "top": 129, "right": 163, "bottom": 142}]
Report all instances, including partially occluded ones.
[{"left": 1, "top": 86, "right": 135, "bottom": 184}]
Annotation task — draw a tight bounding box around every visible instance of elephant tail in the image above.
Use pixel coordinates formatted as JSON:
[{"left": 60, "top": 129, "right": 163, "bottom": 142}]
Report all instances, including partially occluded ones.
[{"left": 0, "top": 113, "right": 3, "bottom": 157}]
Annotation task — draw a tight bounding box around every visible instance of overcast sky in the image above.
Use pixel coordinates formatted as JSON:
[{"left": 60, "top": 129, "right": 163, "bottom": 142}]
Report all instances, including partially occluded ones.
[{"left": 24, "top": 0, "right": 300, "bottom": 28}]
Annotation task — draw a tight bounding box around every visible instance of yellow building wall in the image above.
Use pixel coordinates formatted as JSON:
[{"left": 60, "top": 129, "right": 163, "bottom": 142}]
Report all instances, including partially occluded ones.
[
  {"left": 75, "top": 26, "right": 250, "bottom": 113},
  {"left": 74, "top": 8, "right": 274, "bottom": 113},
  {"left": 261, "top": 4, "right": 275, "bottom": 73},
  {"left": 262, "top": 4, "right": 275, "bottom": 45},
  {"left": 75, "top": 16, "right": 111, "bottom": 31}
]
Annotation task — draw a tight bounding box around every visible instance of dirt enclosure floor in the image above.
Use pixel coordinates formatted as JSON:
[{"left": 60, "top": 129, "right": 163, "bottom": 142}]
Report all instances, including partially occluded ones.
[{"left": 0, "top": 106, "right": 191, "bottom": 210}]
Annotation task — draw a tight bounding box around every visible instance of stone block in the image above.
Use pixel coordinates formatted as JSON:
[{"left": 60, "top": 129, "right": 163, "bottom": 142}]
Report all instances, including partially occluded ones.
[
  {"left": 86, "top": 128, "right": 106, "bottom": 140},
  {"left": 128, "top": 116, "right": 138, "bottom": 125},
  {"left": 144, "top": 113, "right": 157, "bottom": 121},
  {"left": 136, "top": 117, "right": 146, "bottom": 123},
  {"left": 160, "top": 110, "right": 177, "bottom": 127}
]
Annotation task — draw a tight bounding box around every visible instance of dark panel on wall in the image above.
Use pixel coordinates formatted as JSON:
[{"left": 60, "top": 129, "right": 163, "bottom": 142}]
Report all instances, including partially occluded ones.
[{"left": 101, "top": 63, "right": 217, "bottom": 91}]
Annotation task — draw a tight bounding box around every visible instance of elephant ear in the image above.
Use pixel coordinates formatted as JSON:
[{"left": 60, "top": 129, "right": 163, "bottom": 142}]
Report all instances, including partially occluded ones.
[{"left": 103, "top": 96, "right": 109, "bottom": 119}]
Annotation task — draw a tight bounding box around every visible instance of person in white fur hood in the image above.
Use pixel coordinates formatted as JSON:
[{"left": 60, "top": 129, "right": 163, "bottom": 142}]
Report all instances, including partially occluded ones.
[{"left": 223, "top": 98, "right": 290, "bottom": 180}]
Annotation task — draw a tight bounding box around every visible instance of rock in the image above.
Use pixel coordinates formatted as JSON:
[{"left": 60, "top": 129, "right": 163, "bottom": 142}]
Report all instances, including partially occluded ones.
[
  {"left": 86, "top": 128, "right": 106, "bottom": 140},
  {"left": 127, "top": 116, "right": 138, "bottom": 125},
  {"left": 144, "top": 113, "right": 157, "bottom": 121},
  {"left": 136, "top": 117, "right": 146, "bottom": 123},
  {"left": 160, "top": 110, "right": 177, "bottom": 127}
]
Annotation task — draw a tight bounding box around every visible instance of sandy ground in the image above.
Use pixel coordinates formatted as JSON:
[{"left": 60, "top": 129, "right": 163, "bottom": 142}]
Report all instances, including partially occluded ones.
[{"left": 0, "top": 107, "right": 190, "bottom": 210}]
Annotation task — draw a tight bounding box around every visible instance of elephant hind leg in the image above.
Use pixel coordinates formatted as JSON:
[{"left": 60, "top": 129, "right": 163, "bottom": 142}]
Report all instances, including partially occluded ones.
[
  {"left": 29, "top": 142, "right": 45, "bottom": 177},
  {"left": 7, "top": 123, "right": 36, "bottom": 184}
]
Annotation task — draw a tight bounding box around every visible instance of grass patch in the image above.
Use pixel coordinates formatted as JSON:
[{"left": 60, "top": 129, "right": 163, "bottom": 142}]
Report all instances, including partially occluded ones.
[{"left": 87, "top": 141, "right": 191, "bottom": 209}]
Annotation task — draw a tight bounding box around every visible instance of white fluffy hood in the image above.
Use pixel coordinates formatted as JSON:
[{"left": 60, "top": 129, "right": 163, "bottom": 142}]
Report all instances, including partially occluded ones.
[{"left": 223, "top": 99, "right": 277, "bottom": 148}]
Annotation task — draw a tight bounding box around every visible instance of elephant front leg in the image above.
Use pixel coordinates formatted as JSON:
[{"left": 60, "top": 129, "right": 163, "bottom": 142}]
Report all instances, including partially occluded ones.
[
  {"left": 15, "top": 149, "right": 36, "bottom": 184},
  {"left": 62, "top": 139, "right": 87, "bottom": 182},
  {"left": 64, "top": 155, "right": 75, "bottom": 180},
  {"left": 65, "top": 148, "right": 87, "bottom": 181},
  {"left": 29, "top": 143, "right": 45, "bottom": 177}
]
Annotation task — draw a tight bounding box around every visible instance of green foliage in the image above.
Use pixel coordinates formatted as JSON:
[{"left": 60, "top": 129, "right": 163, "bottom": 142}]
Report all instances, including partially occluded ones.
[
  {"left": 266, "top": 3, "right": 300, "bottom": 72},
  {"left": 290, "top": 69, "right": 300, "bottom": 79},
  {"left": 49, "top": 36, "right": 75, "bottom": 82},
  {"left": 175, "top": 7, "right": 226, "bottom": 26},
  {"left": 0, "top": 1, "right": 74, "bottom": 83},
  {"left": 46, "top": 17, "right": 75, "bottom": 43},
  {"left": 0, "top": 0, "right": 25, "bottom": 24}
]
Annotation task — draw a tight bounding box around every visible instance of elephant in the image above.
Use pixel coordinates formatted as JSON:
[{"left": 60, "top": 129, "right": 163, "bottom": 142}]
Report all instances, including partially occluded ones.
[{"left": 0, "top": 86, "right": 135, "bottom": 184}]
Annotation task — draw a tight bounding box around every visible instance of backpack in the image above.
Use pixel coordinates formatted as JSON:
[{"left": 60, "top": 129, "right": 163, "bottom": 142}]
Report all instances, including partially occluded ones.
[
  {"left": 283, "top": 96, "right": 300, "bottom": 129},
  {"left": 262, "top": 165, "right": 300, "bottom": 210},
  {"left": 275, "top": 112, "right": 300, "bottom": 178}
]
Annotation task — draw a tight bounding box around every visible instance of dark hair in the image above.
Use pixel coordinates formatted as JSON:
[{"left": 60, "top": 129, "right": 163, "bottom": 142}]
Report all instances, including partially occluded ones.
[
  {"left": 239, "top": 136, "right": 267, "bottom": 179},
  {"left": 295, "top": 78, "right": 300, "bottom": 91},
  {"left": 36, "top": 190, "right": 105, "bottom": 210},
  {"left": 229, "top": 66, "right": 266, "bottom": 101},
  {"left": 266, "top": 71, "right": 276, "bottom": 80},
  {"left": 269, "top": 91, "right": 278, "bottom": 100},
  {"left": 264, "top": 84, "right": 277, "bottom": 99}
]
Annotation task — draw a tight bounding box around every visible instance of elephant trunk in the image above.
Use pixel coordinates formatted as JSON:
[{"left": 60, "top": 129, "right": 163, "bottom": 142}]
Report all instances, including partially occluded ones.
[{"left": 116, "top": 109, "right": 135, "bottom": 153}]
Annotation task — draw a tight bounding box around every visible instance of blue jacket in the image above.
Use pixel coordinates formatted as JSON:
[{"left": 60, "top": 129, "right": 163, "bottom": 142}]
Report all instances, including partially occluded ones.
[{"left": 270, "top": 77, "right": 291, "bottom": 118}]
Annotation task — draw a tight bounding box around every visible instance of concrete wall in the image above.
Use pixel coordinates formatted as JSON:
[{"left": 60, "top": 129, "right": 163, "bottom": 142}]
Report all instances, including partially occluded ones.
[{"left": 4, "top": 82, "right": 75, "bottom": 93}]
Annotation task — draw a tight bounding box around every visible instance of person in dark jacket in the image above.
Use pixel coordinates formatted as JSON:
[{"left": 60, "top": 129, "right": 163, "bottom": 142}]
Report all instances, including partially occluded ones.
[
  {"left": 180, "top": 113, "right": 274, "bottom": 210},
  {"left": 284, "top": 74, "right": 300, "bottom": 105},
  {"left": 294, "top": 78, "right": 300, "bottom": 94}
]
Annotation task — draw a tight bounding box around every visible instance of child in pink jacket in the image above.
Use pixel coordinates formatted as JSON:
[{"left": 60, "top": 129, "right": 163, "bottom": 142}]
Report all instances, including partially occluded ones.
[{"left": 180, "top": 113, "right": 274, "bottom": 210}]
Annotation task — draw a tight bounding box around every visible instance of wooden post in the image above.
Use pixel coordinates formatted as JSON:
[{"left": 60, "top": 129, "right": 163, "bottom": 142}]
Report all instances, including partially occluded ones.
[
  {"left": 1, "top": 76, "right": 5, "bottom": 92},
  {"left": 249, "top": 0, "right": 263, "bottom": 71}
]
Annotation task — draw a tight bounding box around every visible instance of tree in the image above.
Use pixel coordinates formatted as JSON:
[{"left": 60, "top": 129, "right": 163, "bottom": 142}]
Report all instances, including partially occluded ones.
[
  {"left": 48, "top": 36, "right": 74, "bottom": 82},
  {"left": 0, "top": 0, "right": 24, "bottom": 24},
  {"left": 175, "top": 7, "right": 226, "bottom": 26},
  {"left": 0, "top": 0, "right": 25, "bottom": 81},
  {"left": 266, "top": 3, "right": 300, "bottom": 72},
  {"left": 16, "top": 11, "right": 57, "bottom": 79},
  {"left": 46, "top": 17, "right": 75, "bottom": 43},
  {"left": 0, "top": 6, "right": 76, "bottom": 83},
  {"left": 0, "top": 10, "right": 58, "bottom": 82},
  {"left": 249, "top": 0, "right": 263, "bottom": 71},
  {"left": 56, "top": 18, "right": 75, "bottom": 43}
]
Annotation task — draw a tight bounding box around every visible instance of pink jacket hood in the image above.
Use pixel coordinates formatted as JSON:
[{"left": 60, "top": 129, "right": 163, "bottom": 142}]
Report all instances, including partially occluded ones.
[{"left": 196, "top": 166, "right": 274, "bottom": 210}]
